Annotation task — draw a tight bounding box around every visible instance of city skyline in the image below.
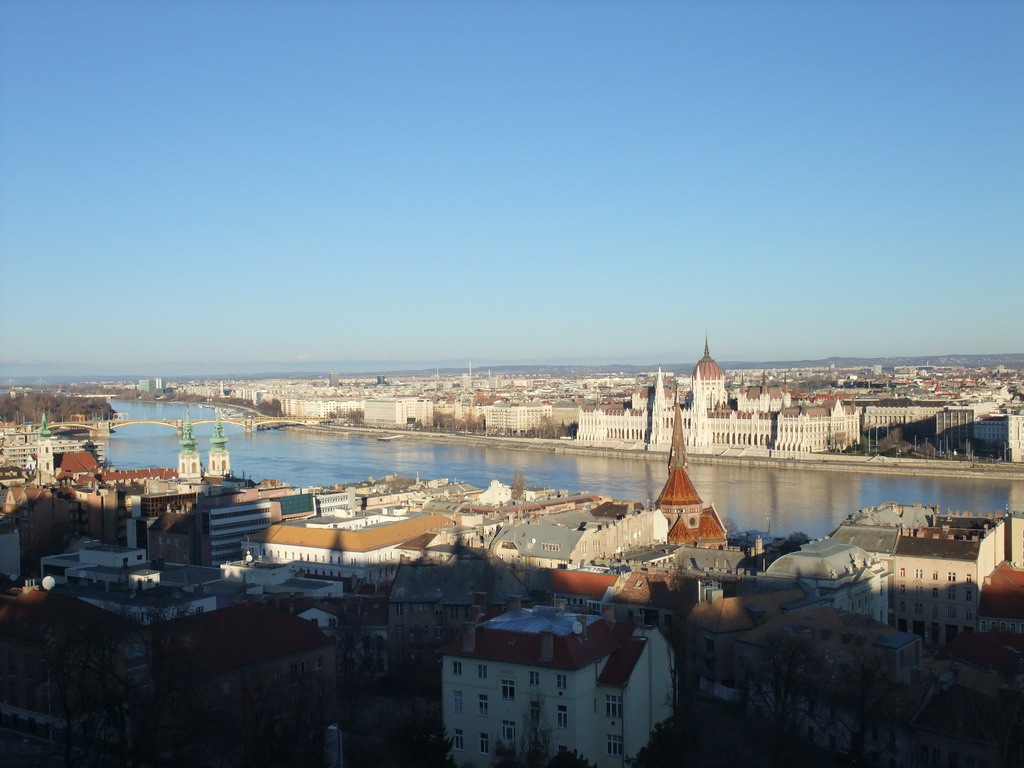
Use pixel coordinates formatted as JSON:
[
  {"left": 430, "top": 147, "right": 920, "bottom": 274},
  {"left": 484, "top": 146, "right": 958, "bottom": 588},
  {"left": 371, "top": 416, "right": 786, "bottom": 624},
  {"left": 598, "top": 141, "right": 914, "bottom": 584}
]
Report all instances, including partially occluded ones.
[{"left": 2, "top": 2, "right": 1021, "bottom": 376}]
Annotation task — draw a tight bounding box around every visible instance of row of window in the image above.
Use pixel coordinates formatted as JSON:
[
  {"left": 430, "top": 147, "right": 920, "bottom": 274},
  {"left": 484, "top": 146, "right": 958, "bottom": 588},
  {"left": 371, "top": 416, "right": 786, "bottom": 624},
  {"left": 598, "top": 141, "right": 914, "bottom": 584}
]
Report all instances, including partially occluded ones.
[
  {"left": 453, "top": 691, "right": 622, "bottom": 720},
  {"left": 898, "top": 568, "right": 972, "bottom": 583},
  {"left": 452, "top": 728, "right": 623, "bottom": 757},
  {"left": 898, "top": 585, "right": 973, "bottom": 601},
  {"left": 451, "top": 661, "right": 566, "bottom": 689},
  {"left": 898, "top": 603, "right": 972, "bottom": 620}
]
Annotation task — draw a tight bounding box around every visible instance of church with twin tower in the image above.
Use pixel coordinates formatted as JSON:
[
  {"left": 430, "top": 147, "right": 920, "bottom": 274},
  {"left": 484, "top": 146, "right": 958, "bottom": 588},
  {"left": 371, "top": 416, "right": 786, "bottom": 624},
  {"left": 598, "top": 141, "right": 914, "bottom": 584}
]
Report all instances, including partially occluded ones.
[{"left": 177, "top": 409, "right": 231, "bottom": 481}]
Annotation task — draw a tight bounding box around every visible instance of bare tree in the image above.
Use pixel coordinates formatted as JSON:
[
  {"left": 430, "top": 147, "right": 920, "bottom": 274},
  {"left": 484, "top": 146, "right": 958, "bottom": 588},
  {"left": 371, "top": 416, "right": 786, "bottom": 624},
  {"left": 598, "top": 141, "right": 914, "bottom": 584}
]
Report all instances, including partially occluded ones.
[
  {"left": 740, "top": 630, "right": 821, "bottom": 768},
  {"left": 511, "top": 469, "right": 526, "bottom": 502}
]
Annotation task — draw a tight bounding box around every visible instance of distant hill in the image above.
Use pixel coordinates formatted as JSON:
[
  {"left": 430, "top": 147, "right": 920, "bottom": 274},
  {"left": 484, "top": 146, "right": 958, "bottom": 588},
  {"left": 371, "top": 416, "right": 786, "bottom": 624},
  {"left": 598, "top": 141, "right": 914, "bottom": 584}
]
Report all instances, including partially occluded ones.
[{"left": 4, "top": 353, "right": 1022, "bottom": 385}]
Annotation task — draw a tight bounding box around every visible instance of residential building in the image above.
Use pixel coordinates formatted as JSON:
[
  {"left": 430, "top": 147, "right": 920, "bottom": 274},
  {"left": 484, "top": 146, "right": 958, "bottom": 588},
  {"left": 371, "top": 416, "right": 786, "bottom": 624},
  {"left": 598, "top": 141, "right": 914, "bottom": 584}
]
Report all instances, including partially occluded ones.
[
  {"left": 892, "top": 518, "right": 1004, "bottom": 644},
  {"left": 763, "top": 540, "right": 890, "bottom": 623},
  {"left": 439, "top": 604, "right": 673, "bottom": 768},
  {"left": 388, "top": 555, "right": 529, "bottom": 662}
]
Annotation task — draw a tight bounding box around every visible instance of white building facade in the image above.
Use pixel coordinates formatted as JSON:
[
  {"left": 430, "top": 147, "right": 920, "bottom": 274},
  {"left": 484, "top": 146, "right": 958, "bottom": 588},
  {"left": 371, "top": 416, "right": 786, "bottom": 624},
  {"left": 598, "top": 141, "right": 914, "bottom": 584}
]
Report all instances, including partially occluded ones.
[
  {"left": 577, "top": 343, "right": 860, "bottom": 454},
  {"left": 439, "top": 605, "right": 673, "bottom": 768}
]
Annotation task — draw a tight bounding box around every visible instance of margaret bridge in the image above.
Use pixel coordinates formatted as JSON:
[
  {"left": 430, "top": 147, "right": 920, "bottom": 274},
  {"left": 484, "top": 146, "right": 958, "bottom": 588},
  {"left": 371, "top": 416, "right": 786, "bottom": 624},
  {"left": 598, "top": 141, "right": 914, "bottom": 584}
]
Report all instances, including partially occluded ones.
[{"left": 47, "top": 416, "right": 325, "bottom": 437}]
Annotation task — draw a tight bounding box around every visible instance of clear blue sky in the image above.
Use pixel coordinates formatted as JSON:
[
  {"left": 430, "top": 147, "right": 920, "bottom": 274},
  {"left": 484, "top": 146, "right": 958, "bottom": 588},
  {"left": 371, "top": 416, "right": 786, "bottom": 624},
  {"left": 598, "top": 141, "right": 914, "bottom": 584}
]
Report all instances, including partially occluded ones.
[{"left": 1, "top": 1, "right": 1021, "bottom": 377}]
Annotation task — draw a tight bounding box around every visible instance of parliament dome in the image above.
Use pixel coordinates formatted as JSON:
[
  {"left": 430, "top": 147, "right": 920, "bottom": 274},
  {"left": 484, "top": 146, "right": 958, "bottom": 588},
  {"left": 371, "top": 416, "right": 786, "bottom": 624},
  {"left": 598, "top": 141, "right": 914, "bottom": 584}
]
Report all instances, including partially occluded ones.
[{"left": 692, "top": 341, "right": 723, "bottom": 381}]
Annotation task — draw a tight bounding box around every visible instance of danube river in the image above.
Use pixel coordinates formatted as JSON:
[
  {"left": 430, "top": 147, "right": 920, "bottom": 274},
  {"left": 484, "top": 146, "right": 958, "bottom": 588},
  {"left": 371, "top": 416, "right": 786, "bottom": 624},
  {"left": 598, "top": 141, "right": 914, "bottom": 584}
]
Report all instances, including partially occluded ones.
[{"left": 101, "top": 401, "right": 1024, "bottom": 539}]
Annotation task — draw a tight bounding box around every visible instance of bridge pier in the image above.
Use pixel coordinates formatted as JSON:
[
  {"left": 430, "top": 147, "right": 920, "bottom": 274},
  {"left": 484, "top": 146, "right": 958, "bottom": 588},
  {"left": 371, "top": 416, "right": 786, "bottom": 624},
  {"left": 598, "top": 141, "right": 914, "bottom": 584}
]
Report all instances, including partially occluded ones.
[{"left": 243, "top": 419, "right": 254, "bottom": 435}]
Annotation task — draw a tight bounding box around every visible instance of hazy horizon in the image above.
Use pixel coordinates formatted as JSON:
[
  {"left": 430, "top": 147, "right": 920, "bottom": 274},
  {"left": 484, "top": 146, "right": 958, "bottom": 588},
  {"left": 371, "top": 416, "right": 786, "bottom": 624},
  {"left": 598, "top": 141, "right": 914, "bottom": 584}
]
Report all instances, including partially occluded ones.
[{"left": 3, "top": 349, "right": 1022, "bottom": 382}]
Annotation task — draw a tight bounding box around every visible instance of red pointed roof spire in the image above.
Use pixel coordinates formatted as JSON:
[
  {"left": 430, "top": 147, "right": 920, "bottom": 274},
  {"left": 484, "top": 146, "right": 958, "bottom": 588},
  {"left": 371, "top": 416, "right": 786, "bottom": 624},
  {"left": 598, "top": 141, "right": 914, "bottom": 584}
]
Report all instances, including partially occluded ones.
[{"left": 657, "top": 405, "right": 702, "bottom": 509}]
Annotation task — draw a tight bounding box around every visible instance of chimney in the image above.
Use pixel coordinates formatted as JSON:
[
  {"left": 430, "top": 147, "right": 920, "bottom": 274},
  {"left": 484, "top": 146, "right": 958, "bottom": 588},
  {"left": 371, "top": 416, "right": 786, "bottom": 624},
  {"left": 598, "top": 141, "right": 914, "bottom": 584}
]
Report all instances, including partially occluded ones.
[
  {"left": 577, "top": 614, "right": 588, "bottom": 638},
  {"left": 473, "top": 591, "right": 487, "bottom": 609},
  {"left": 539, "top": 629, "right": 554, "bottom": 661},
  {"left": 601, "top": 603, "right": 615, "bottom": 624},
  {"left": 754, "top": 536, "right": 764, "bottom": 556},
  {"left": 507, "top": 595, "right": 522, "bottom": 612},
  {"left": 462, "top": 623, "right": 477, "bottom": 653}
]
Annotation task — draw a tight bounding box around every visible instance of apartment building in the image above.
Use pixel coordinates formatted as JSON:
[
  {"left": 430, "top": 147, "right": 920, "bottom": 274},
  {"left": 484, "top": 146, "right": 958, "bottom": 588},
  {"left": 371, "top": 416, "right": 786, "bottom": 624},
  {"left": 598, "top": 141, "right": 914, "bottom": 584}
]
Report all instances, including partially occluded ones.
[{"left": 439, "top": 604, "right": 672, "bottom": 768}]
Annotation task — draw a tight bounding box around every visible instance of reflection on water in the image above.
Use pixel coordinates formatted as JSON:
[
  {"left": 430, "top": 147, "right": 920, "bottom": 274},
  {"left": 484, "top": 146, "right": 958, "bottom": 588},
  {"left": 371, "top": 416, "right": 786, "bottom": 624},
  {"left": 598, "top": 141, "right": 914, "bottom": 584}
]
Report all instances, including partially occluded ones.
[{"left": 101, "top": 401, "right": 1022, "bottom": 539}]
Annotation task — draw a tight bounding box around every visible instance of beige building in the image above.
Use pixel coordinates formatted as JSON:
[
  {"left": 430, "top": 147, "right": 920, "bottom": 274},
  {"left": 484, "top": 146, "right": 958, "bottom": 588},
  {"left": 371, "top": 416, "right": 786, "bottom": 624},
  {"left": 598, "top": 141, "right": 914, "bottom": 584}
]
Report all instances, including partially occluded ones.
[
  {"left": 249, "top": 512, "right": 454, "bottom": 584},
  {"left": 363, "top": 397, "right": 434, "bottom": 426},
  {"left": 484, "top": 402, "right": 552, "bottom": 435},
  {"left": 892, "top": 518, "right": 1004, "bottom": 644},
  {"left": 490, "top": 503, "right": 668, "bottom": 570}
]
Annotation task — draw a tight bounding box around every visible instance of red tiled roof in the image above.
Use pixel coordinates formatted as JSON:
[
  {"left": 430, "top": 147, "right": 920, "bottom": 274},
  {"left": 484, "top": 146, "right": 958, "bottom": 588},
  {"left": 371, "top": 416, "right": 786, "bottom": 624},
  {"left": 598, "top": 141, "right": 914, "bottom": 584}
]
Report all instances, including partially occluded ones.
[
  {"left": 100, "top": 468, "right": 178, "bottom": 482},
  {"left": 438, "top": 617, "right": 635, "bottom": 672},
  {"left": 0, "top": 589, "right": 136, "bottom": 644},
  {"left": 943, "top": 631, "right": 1024, "bottom": 677},
  {"left": 980, "top": 563, "right": 1024, "bottom": 620},
  {"left": 56, "top": 451, "right": 100, "bottom": 476},
  {"left": 597, "top": 635, "right": 647, "bottom": 686},
  {"left": 156, "top": 602, "right": 332, "bottom": 679},
  {"left": 656, "top": 466, "right": 703, "bottom": 509},
  {"left": 551, "top": 570, "right": 617, "bottom": 599},
  {"left": 667, "top": 507, "right": 728, "bottom": 545}
]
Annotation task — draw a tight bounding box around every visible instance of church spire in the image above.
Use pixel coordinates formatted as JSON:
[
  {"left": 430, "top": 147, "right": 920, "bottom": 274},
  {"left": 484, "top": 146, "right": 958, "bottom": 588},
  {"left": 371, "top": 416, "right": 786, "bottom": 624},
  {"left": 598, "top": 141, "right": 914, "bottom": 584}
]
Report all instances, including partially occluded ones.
[
  {"left": 179, "top": 408, "right": 198, "bottom": 454},
  {"left": 704, "top": 335, "right": 710, "bottom": 359},
  {"left": 668, "top": 403, "right": 687, "bottom": 470},
  {"left": 178, "top": 408, "right": 202, "bottom": 481},
  {"left": 207, "top": 409, "right": 231, "bottom": 478},
  {"left": 38, "top": 411, "right": 52, "bottom": 440},
  {"left": 210, "top": 410, "right": 228, "bottom": 452}
]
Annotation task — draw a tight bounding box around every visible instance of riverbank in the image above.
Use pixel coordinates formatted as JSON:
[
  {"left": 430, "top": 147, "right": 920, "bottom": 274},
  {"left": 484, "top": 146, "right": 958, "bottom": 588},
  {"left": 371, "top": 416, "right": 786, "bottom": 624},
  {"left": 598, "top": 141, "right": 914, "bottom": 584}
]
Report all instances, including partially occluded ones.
[{"left": 280, "top": 423, "right": 1024, "bottom": 482}]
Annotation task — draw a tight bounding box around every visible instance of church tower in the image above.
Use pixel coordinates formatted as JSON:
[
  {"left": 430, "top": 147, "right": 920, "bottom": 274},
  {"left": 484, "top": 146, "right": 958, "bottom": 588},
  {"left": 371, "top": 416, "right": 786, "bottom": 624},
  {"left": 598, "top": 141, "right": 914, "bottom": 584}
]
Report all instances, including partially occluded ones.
[
  {"left": 207, "top": 410, "right": 231, "bottom": 478},
  {"left": 646, "top": 367, "right": 669, "bottom": 449},
  {"left": 656, "top": 404, "right": 727, "bottom": 546},
  {"left": 177, "top": 408, "right": 202, "bottom": 481},
  {"left": 35, "top": 412, "right": 56, "bottom": 481}
]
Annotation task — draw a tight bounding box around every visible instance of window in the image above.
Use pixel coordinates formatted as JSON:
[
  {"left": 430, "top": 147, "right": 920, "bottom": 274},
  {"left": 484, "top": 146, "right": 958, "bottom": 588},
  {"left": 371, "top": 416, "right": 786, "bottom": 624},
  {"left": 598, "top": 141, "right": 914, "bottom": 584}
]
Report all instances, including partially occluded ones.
[
  {"left": 452, "top": 660, "right": 462, "bottom": 676},
  {"left": 478, "top": 694, "right": 488, "bottom": 716},
  {"left": 529, "top": 670, "right": 539, "bottom": 686},
  {"left": 899, "top": 568, "right": 906, "bottom": 577},
  {"left": 948, "top": 572, "right": 956, "bottom": 582},
  {"left": 899, "top": 585, "right": 906, "bottom": 595},
  {"left": 606, "top": 695, "right": 622, "bottom": 718},
  {"left": 915, "top": 569, "right": 923, "bottom": 579},
  {"left": 948, "top": 606, "right": 957, "bottom": 618},
  {"left": 966, "top": 573, "right": 973, "bottom": 583},
  {"left": 395, "top": 604, "right": 403, "bottom": 616},
  {"left": 557, "top": 705, "right": 568, "bottom": 729},
  {"left": 932, "top": 588, "right": 939, "bottom": 598},
  {"left": 915, "top": 603, "right": 923, "bottom": 614},
  {"left": 453, "top": 690, "right": 463, "bottom": 714},
  {"left": 501, "top": 678, "right": 515, "bottom": 701},
  {"left": 479, "top": 733, "right": 489, "bottom": 755},
  {"left": 965, "top": 589, "right": 972, "bottom": 601},
  {"left": 502, "top": 720, "right": 516, "bottom": 742},
  {"left": 556, "top": 673, "right": 567, "bottom": 690},
  {"left": 478, "top": 663, "right": 488, "bottom": 679},
  {"left": 453, "top": 729, "right": 463, "bottom": 751},
  {"left": 947, "top": 587, "right": 956, "bottom": 600},
  {"left": 966, "top": 609, "right": 973, "bottom": 620},
  {"left": 607, "top": 734, "right": 624, "bottom": 756},
  {"left": 932, "top": 571, "right": 939, "bottom": 581}
]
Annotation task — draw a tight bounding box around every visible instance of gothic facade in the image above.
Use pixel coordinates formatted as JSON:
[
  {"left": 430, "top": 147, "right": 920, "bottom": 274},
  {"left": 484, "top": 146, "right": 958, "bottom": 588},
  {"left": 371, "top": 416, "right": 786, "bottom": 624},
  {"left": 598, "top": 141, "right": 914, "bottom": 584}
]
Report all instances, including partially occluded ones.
[{"left": 577, "top": 342, "right": 861, "bottom": 455}]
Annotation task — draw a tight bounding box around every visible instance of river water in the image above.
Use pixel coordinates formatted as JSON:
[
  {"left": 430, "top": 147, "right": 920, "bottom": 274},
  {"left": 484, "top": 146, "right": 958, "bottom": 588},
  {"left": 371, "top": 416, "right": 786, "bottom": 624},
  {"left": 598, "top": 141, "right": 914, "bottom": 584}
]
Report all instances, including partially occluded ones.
[{"left": 100, "top": 401, "right": 1024, "bottom": 539}]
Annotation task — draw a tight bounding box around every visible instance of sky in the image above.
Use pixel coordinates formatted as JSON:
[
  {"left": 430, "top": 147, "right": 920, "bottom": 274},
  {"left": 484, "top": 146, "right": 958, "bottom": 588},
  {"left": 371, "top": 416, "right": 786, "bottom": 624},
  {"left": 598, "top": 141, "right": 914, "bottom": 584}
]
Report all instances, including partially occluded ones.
[{"left": 1, "top": 1, "right": 1021, "bottom": 377}]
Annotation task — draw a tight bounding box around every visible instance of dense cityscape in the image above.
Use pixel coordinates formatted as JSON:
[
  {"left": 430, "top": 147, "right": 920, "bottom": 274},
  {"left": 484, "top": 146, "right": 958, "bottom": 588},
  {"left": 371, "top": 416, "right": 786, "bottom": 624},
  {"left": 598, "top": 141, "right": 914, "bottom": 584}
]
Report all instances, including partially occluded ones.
[
  {"left": 1, "top": 346, "right": 1024, "bottom": 766},
  {"left": 3, "top": 2, "right": 1021, "bottom": 767}
]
